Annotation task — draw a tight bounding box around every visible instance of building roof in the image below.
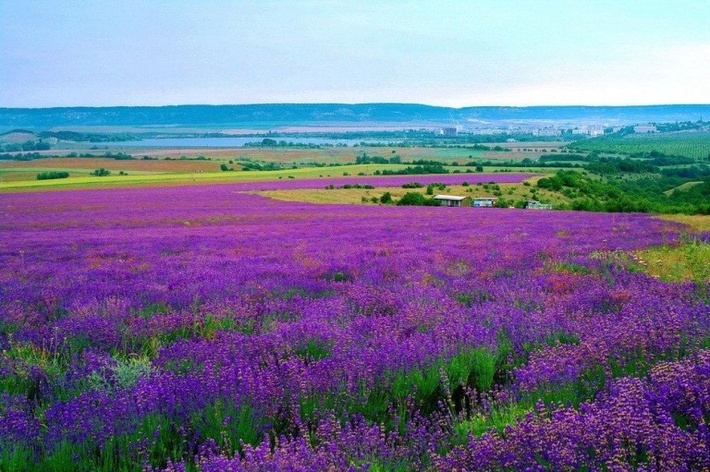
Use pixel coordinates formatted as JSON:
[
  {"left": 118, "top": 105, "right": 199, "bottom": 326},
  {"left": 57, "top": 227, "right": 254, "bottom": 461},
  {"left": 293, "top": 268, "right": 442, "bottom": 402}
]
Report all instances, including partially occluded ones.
[{"left": 434, "top": 195, "right": 466, "bottom": 201}]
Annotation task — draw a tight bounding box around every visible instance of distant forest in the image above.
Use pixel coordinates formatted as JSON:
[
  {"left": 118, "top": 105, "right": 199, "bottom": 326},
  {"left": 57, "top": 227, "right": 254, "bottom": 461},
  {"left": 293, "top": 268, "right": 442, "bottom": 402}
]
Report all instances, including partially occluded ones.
[{"left": 1, "top": 104, "right": 709, "bottom": 129}]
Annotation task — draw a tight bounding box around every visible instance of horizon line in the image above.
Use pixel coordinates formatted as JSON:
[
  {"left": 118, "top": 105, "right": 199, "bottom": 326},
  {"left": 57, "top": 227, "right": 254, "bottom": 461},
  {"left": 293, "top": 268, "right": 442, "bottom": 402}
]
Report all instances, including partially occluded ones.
[{"left": 3, "top": 102, "right": 710, "bottom": 111}]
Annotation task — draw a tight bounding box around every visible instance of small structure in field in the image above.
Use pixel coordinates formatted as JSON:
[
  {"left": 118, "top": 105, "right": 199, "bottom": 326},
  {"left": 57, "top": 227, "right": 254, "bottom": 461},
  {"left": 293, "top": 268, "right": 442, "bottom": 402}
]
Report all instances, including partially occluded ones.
[
  {"left": 473, "top": 197, "right": 497, "bottom": 208},
  {"left": 633, "top": 124, "right": 657, "bottom": 133},
  {"left": 434, "top": 195, "right": 471, "bottom": 207},
  {"left": 525, "top": 200, "right": 553, "bottom": 210}
]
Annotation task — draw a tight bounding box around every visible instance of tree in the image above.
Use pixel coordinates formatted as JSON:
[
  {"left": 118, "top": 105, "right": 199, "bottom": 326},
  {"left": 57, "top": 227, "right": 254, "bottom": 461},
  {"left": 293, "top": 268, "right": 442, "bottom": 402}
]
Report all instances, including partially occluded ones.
[
  {"left": 397, "top": 192, "right": 426, "bottom": 205},
  {"left": 379, "top": 192, "right": 393, "bottom": 204}
]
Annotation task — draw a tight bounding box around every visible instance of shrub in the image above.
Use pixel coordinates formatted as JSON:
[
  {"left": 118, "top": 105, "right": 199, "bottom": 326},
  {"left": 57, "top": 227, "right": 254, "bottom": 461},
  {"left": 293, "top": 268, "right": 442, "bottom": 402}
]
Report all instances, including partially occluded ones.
[
  {"left": 397, "top": 192, "right": 438, "bottom": 206},
  {"left": 36, "top": 171, "right": 69, "bottom": 180},
  {"left": 379, "top": 192, "right": 393, "bottom": 204},
  {"left": 90, "top": 168, "right": 111, "bottom": 177}
]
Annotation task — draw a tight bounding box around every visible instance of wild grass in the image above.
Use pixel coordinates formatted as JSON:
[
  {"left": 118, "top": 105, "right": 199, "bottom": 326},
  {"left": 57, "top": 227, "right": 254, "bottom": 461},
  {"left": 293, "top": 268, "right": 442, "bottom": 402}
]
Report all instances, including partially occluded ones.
[
  {"left": 633, "top": 239, "right": 710, "bottom": 283},
  {"left": 257, "top": 180, "right": 567, "bottom": 207},
  {"left": 454, "top": 400, "right": 533, "bottom": 439},
  {"left": 658, "top": 214, "right": 710, "bottom": 232},
  {"left": 626, "top": 215, "right": 710, "bottom": 284}
]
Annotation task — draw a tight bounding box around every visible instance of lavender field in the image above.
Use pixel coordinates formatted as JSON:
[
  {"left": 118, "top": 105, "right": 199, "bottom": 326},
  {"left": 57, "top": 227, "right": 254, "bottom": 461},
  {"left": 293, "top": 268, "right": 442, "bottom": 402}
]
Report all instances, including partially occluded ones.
[{"left": 1, "top": 181, "right": 709, "bottom": 471}]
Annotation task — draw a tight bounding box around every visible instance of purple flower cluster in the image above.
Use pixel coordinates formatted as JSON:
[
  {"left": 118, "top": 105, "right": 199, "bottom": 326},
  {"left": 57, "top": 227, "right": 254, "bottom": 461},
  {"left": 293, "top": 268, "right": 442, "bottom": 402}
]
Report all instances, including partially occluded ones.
[
  {"left": 1, "top": 182, "right": 707, "bottom": 470},
  {"left": 436, "top": 351, "right": 710, "bottom": 470}
]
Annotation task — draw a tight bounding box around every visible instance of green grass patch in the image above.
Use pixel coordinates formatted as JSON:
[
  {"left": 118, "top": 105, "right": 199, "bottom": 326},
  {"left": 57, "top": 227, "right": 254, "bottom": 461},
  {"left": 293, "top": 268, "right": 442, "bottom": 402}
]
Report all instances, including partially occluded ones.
[
  {"left": 634, "top": 239, "right": 710, "bottom": 283},
  {"left": 455, "top": 400, "right": 533, "bottom": 440},
  {"left": 663, "top": 181, "right": 704, "bottom": 196}
]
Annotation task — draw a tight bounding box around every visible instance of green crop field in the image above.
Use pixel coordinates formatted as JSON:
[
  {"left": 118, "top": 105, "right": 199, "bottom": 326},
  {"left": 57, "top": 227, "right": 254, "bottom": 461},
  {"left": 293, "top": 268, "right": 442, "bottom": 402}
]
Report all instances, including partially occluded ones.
[
  {"left": 568, "top": 132, "right": 710, "bottom": 159},
  {"left": 0, "top": 163, "right": 419, "bottom": 192}
]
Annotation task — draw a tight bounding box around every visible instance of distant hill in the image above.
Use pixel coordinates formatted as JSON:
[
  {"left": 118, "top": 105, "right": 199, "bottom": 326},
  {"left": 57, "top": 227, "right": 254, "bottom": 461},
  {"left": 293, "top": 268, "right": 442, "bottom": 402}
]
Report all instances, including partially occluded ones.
[{"left": 1, "top": 103, "right": 709, "bottom": 130}]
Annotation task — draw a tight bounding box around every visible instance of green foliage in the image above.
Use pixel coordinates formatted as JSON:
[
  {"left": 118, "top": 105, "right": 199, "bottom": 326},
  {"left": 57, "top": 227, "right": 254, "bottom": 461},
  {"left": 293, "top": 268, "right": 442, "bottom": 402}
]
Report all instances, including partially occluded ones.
[
  {"left": 455, "top": 400, "right": 532, "bottom": 439},
  {"left": 379, "top": 163, "right": 449, "bottom": 175},
  {"left": 340, "top": 184, "right": 374, "bottom": 189},
  {"left": 356, "top": 152, "right": 402, "bottom": 164},
  {"left": 37, "top": 130, "right": 139, "bottom": 143},
  {"left": 537, "top": 169, "right": 710, "bottom": 214},
  {"left": 322, "top": 270, "right": 353, "bottom": 282},
  {"left": 570, "top": 132, "right": 710, "bottom": 159},
  {"left": 2, "top": 140, "right": 52, "bottom": 152},
  {"left": 379, "top": 192, "right": 393, "bottom": 204},
  {"left": 585, "top": 157, "right": 658, "bottom": 174},
  {"left": 0, "top": 444, "right": 35, "bottom": 471},
  {"left": 37, "top": 171, "right": 69, "bottom": 180},
  {"left": 396, "top": 192, "right": 437, "bottom": 206},
  {"left": 293, "top": 339, "right": 333, "bottom": 363},
  {"left": 19, "top": 403, "right": 261, "bottom": 471},
  {"left": 538, "top": 153, "right": 588, "bottom": 163},
  {"left": 90, "top": 168, "right": 111, "bottom": 177},
  {"left": 386, "top": 348, "right": 499, "bottom": 419},
  {"left": 89, "top": 356, "right": 152, "bottom": 392},
  {"left": 105, "top": 152, "right": 134, "bottom": 160},
  {"left": 238, "top": 160, "right": 283, "bottom": 171}
]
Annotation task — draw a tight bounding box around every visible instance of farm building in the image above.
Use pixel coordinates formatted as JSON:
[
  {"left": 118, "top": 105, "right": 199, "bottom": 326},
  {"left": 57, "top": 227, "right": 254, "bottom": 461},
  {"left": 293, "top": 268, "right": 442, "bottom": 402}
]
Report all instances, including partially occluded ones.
[
  {"left": 633, "top": 124, "right": 657, "bottom": 133},
  {"left": 473, "top": 197, "right": 497, "bottom": 208},
  {"left": 525, "top": 200, "right": 553, "bottom": 210},
  {"left": 433, "top": 195, "right": 471, "bottom": 207}
]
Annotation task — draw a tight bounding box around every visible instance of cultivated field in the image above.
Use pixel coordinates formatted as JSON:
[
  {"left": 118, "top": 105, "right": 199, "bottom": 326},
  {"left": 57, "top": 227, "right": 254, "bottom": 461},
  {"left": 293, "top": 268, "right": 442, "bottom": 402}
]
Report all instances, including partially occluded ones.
[
  {"left": 568, "top": 131, "right": 710, "bottom": 159},
  {"left": 1, "top": 178, "right": 708, "bottom": 470}
]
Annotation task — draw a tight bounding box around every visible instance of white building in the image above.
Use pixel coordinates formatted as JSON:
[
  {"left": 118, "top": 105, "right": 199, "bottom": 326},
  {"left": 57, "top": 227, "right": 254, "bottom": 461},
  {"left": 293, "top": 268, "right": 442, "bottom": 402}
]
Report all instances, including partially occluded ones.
[{"left": 634, "top": 125, "right": 657, "bottom": 133}]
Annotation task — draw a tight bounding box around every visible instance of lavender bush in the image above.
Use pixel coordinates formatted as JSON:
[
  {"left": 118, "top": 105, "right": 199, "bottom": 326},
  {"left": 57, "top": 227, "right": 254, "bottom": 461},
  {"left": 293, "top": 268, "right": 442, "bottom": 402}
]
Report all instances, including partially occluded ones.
[{"left": 1, "top": 181, "right": 707, "bottom": 470}]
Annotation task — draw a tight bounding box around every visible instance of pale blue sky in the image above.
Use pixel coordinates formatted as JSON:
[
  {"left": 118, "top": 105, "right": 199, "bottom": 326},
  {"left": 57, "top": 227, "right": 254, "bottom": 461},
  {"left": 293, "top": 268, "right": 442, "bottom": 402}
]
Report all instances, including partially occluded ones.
[{"left": 1, "top": 0, "right": 709, "bottom": 107}]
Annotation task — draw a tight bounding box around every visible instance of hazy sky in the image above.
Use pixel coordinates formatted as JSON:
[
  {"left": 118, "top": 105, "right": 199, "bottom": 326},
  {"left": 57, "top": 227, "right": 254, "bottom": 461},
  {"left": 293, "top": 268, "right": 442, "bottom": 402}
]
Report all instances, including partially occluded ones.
[{"left": 1, "top": 0, "right": 709, "bottom": 108}]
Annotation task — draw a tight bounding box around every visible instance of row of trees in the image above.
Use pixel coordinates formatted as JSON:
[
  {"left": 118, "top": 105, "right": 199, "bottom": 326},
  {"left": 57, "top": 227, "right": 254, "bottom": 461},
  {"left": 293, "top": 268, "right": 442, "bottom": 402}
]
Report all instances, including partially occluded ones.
[
  {"left": 36, "top": 171, "right": 69, "bottom": 180},
  {"left": 0, "top": 141, "right": 50, "bottom": 152}
]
